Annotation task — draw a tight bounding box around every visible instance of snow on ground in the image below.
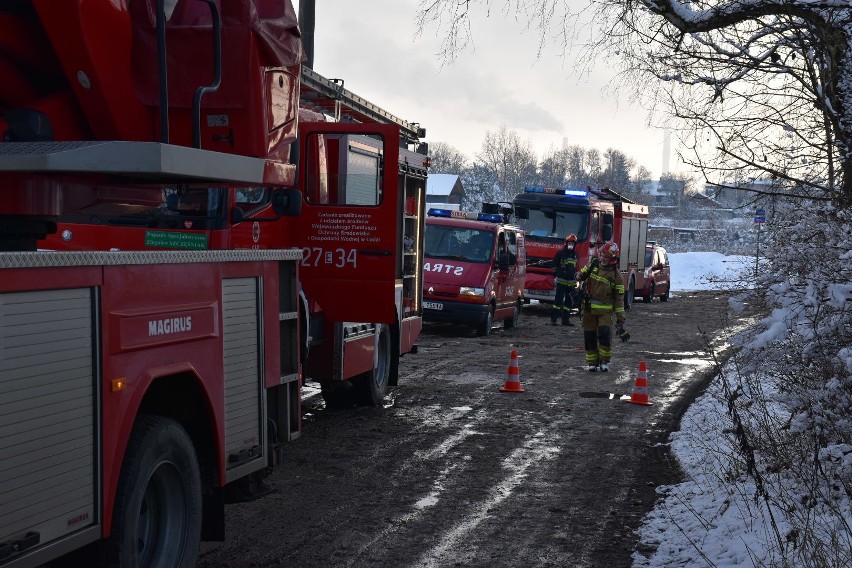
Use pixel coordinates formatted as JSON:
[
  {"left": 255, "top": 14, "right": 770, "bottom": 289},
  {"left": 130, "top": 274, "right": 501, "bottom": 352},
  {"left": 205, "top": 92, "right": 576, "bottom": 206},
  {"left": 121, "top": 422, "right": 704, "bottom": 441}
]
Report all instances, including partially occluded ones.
[
  {"left": 633, "top": 252, "right": 850, "bottom": 567},
  {"left": 669, "top": 251, "right": 752, "bottom": 293}
]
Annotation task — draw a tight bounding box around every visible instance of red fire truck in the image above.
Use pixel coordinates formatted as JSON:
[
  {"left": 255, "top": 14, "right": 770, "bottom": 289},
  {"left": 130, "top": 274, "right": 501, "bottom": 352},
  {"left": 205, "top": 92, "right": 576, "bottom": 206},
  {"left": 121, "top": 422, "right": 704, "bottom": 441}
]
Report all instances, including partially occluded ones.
[
  {"left": 35, "top": 7, "right": 428, "bottom": 405},
  {"left": 512, "top": 186, "right": 649, "bottom": 309},
  {"left": 0, "top": 1, "right": 424, "bottom": 566}
]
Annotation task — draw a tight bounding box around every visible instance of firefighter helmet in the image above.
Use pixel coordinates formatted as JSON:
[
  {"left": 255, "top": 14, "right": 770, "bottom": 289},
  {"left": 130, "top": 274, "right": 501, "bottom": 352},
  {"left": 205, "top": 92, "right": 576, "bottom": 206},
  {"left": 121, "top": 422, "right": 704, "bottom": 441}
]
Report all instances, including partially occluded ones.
[
  {"left": 599, "top": 242, "right": 619, "bottom": 265},
  {"left": 565, "top": 234, "right": 577, "bottom": 243}
]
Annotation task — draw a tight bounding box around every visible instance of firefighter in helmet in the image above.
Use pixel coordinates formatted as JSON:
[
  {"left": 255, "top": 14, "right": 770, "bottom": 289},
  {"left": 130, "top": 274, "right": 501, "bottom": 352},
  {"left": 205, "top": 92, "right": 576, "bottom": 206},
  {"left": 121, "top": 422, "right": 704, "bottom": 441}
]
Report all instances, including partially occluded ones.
[
  {"left": 576, "top": 242, "right": 627, "bottom": 372},
  {"left": 550, "top": 234, "right": 579, "bottom": 326}
]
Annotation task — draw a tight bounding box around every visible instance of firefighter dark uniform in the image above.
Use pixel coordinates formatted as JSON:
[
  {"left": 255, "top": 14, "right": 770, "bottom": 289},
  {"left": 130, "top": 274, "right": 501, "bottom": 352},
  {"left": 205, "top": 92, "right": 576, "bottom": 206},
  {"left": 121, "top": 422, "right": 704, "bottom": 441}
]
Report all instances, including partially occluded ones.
[
  {"left": 550, "top": 235, "right": 578, "bottom": 326},
  {"left": 576, "top": 242, "right": 625, "bottom": 372}
]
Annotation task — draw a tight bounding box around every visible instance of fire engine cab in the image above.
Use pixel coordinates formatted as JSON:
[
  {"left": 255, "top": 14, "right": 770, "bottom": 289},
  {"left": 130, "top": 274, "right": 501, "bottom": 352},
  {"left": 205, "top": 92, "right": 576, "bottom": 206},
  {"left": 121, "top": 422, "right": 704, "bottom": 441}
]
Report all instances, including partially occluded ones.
[
  {"left": 422, "top": 208, "right": 526, "bottom": 336},
  {"left": 512, "top": 186, "right": 649, "bottom": 310}
]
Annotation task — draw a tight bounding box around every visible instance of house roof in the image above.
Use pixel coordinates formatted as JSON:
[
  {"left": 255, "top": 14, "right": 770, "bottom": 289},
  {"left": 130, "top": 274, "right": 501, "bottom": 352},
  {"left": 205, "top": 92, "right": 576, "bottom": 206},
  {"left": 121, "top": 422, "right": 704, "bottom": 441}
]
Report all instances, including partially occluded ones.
[{"left": 426, "top": 173, "right": 460, "bottom": 196}]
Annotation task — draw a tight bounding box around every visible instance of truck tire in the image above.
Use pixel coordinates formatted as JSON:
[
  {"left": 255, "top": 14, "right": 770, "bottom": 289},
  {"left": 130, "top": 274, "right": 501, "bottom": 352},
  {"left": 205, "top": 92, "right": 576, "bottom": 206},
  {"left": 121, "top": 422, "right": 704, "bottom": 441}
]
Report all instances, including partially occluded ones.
[
  {"left": 660, "top": 285, "right": 670, "bottom": 302},
  {"left": 356, "top": 323, "right": 391, "bottom": 406},
  {"left": 476, "top": 304, "right": 494, "bottom": 336},
  {"left": 624, "top": 276, "right": 635, "bottom": 311},
  {"left": 107, "top": 415, "right": 202, "bottom": 568},
  {"left": 643, "top": 283, "right": 654, "bottom": 303},
  {"left": 504, "top": 299, "right": 521, "bottom": 329}
]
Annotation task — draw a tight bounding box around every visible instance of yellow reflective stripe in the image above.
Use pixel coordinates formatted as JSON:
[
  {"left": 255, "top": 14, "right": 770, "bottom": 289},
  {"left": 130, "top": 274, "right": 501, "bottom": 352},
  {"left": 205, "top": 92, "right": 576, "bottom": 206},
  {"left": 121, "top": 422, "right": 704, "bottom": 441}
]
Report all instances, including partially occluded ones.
[
  {"left": 616, "top": 284, "right": 625, "bottom": 294},
  {"left": 590, "top": 300, "right": 613, "bottom": 310},
  {"left": 615, "top": 307, "right": 625, "bottom": 313}
]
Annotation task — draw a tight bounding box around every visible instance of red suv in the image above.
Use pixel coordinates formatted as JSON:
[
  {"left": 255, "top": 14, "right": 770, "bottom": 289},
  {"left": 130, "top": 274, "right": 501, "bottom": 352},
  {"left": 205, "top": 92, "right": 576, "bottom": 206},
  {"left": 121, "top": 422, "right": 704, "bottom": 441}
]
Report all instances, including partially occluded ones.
[{"left": 639, "top": 242, "right": 671, "bottom": 302}]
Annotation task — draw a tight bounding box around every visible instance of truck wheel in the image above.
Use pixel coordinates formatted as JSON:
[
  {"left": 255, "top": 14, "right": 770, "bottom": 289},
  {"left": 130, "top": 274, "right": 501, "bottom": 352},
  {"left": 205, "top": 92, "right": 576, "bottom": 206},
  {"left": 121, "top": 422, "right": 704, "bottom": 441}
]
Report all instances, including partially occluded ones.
[
  {"left": 356, "top": 323, "right": 391, "bottom": 406},
  {"left": 643, "top": 283, "right": 654, "bottom": 303},
  {"left": 476, "top": 305, "right": 494, "bottom": 336},
  {"left": 108, "top": 415, "right": 202, "bottom": 568},
  {"left": 660, "top": 285, "right": 670, "bottom": 302},
  {"left": 504, "top": 299, "right": 521, "bottom": 329},
  {"left": 624, "top": 276, "right": 635, "bottom": 311}
]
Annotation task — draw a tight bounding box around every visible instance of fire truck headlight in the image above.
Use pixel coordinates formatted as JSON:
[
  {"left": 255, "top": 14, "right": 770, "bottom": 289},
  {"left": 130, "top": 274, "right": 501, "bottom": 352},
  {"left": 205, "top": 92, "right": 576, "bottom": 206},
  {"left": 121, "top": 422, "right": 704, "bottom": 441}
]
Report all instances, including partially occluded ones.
[{"left": 459, "top": 287, "right": 485, "bottom": 298}]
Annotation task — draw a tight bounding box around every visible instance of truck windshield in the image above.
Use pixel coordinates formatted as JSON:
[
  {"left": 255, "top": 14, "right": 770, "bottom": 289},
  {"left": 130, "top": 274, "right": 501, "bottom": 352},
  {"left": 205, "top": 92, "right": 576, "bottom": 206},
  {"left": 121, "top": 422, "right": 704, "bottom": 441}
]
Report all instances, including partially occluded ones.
[
  {"left": 425, "top": 225, "right": 494, "bottom": 263},
  {"left": 514, "top": 208, "right": 588, "bottom": 242}
]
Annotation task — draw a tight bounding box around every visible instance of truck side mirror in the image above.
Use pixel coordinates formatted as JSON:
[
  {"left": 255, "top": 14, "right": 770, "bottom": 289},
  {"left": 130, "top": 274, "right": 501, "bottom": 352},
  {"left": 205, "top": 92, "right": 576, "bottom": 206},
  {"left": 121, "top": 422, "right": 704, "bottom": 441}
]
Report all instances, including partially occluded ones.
[
  {"left": 272, "top": 188, "right": 303, "bottom": 217},
  {"left": 515, "top": 207, "right": 529, "bottom": 220}
]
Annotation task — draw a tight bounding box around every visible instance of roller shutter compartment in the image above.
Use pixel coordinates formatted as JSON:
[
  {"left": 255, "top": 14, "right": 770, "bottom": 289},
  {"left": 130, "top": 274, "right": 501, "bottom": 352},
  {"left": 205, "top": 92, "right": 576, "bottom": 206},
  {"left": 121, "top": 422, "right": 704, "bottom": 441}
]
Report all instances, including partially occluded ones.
[{"left": 0, "top": 288, "right": 96, "bottom": 560}]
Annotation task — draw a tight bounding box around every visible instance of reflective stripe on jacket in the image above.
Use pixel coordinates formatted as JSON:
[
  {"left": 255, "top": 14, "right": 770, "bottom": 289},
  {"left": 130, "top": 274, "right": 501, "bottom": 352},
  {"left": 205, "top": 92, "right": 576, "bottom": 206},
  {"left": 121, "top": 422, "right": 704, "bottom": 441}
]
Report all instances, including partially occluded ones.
[
  {"left": 579, "top": 263, "right": 625, "bottom": 317},
  {"left": 552, "top": 247, "right": 578, "bottom": 285}
]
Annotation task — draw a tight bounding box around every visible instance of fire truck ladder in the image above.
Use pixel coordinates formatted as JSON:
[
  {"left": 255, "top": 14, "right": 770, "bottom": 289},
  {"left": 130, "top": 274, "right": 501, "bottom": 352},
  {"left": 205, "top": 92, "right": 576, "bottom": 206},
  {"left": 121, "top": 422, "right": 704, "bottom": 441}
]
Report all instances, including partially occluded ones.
[
  {"left": 299, "top": 67, "right": 425, "bottom": 148},
  {"left": 589, "top": 186, "right": 637, "bottom": 204}
]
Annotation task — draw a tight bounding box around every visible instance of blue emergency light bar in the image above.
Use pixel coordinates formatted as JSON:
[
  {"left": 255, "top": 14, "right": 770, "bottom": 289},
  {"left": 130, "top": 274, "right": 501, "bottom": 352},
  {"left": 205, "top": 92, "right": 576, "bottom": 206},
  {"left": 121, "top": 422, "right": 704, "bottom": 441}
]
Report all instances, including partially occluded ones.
[
  {"left": 427, "top": 208, "right": 503, "bottom": 223},
  {"left": 524, "top": 186, "right": 588, "bottom": 198}
]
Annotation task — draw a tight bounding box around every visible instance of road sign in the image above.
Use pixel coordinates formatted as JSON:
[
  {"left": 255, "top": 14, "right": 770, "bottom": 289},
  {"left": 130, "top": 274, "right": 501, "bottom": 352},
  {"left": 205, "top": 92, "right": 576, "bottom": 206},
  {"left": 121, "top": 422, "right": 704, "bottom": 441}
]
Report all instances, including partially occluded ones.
[{"left": 754, "top": 208, "right": 766, "bottom": 224}]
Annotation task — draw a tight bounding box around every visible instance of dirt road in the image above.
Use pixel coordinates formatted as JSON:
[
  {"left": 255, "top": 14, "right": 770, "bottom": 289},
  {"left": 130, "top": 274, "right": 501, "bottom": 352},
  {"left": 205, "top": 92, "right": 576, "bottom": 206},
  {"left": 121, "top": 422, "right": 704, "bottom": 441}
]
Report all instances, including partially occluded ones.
[{"left": 197, "top": 291, "right": 738, "bottom": 568}]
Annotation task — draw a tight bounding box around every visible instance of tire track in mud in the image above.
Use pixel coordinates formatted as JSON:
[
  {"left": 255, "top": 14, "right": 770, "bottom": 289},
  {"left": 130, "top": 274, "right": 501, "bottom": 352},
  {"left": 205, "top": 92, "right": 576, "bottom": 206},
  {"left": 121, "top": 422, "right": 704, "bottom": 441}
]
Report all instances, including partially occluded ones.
[
  {"left": 197, "top": 292, "right": 741, "bottom": 568},
  {"left": 406, "top": 422, "right": 564, "bottom": 568}
]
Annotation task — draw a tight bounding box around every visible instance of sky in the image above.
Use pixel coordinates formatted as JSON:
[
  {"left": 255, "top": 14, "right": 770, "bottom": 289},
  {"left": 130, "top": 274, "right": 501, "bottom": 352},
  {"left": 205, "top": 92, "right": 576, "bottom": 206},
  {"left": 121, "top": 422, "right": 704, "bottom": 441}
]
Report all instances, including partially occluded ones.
[
  {"left": 295, "top": 0, "right": 681, "bottom": 179},
  {"left": 643, "top": 252, "right": 851, "bottom": 567}
]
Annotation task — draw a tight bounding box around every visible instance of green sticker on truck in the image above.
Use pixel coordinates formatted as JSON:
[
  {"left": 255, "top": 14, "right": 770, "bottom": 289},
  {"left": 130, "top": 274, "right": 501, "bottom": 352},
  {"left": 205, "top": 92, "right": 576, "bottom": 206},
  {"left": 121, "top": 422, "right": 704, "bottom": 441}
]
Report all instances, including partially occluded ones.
[{"left": 145, "top": 231, "right": 209, "bottom": 250}]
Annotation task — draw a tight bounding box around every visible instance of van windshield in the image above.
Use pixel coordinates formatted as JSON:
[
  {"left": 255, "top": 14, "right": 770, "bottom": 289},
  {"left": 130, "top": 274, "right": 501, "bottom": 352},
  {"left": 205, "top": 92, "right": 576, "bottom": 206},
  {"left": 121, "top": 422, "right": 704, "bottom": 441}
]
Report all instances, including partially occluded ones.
[{"left": 425, "top": 225, "right": 494, "bottom": 263}]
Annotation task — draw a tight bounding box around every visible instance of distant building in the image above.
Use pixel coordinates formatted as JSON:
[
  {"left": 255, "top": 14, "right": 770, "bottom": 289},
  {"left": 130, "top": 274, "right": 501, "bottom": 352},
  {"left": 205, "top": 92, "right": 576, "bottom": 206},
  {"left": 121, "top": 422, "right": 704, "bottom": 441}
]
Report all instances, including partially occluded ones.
[
  {"left": 704, "top": 178, "right": 776, "bottom": 209},
  {"left": 426, "top": 174, "right": 464, "bottom": 211}
]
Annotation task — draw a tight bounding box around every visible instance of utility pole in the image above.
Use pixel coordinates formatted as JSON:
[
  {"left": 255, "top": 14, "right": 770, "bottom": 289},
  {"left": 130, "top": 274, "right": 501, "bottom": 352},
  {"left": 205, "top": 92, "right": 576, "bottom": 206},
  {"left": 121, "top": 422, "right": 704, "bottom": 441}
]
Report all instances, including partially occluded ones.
[{"left": 298, "top": 0, "right": 315, "bottom": 69}]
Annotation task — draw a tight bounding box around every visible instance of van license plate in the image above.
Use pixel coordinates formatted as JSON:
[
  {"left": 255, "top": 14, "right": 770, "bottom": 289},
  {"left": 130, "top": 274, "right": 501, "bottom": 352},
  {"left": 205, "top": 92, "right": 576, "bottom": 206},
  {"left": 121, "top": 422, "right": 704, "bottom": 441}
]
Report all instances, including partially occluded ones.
[{"left": 423, "top": 301, "right": 443, "bottom": 310}]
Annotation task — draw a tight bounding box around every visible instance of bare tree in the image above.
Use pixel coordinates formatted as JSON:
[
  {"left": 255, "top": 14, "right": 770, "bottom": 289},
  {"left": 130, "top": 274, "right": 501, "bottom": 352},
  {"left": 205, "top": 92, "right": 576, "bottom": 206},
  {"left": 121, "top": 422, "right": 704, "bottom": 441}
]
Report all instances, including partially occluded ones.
[
  {"left": 598, "top": 147, "right": 634, "bottom": 193},
  {"left": 628, "top": 164, "right": 653, "bottom": 203},
  {"left": 459, "top": 163, "right": 499, "bottom": 210},
  {"left": 592, "top": 0, "right": 852, "bottom": 207},
  {"left": 475, "top": 126, "right": 538, "bottom": 203},
  {"left": 585, "top": 147, "right": 602, "bottom": 183},
  {"left": 536, "top": 145, "right": 570, "bottom": 187},
  {"left": 565, "top": 145, "right": 592, "bottom": 187},
  {"left": 416, "top": 0, "right": 852, "bottom": 208},
  {"left": 428, "top": 141, "right": 470, "bottom": 175}
]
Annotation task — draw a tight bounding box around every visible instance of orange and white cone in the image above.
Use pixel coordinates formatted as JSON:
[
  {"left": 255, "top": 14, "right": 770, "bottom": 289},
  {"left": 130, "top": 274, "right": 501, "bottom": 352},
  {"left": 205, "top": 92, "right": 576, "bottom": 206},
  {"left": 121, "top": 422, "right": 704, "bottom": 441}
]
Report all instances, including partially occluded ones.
[
  {"left": 626, "top": 361, "right": 653, "bottom": 405},
  {"left": 499, "top": 349, "right": 525, "bottom": 393}
]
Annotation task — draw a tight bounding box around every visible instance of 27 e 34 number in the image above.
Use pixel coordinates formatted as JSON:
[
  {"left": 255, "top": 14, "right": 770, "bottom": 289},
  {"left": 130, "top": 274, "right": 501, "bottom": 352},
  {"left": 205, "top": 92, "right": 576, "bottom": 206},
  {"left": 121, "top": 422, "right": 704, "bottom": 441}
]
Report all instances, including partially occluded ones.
[{"left": 301, "top": 247, "right": 357, "bottom": 268}]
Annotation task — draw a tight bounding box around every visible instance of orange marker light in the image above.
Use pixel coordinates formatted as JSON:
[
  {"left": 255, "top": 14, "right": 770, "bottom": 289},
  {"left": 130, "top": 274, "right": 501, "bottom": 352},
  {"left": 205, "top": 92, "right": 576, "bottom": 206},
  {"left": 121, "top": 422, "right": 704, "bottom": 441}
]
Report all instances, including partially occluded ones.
[{"left": 111, "top": 378, "right": 126, "bottom": 393}]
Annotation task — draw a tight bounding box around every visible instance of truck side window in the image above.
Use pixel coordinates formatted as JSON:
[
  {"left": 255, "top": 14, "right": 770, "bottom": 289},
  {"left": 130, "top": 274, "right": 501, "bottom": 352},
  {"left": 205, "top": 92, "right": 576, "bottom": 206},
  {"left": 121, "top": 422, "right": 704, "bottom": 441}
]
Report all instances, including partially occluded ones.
[
  {"left": 497, "top": 232, "right": 507, "bottom": 265},
  {"left": 235, "top": 187, "right": 270, "bottom": 215},
  {"left": 305, "top": 133, "right": 384, "bottom": 206},
  {"left": 590, "top": 212, "right": 600, "bottom": 244},
  {"left": 506, "top": 231, "right": 517, "bottom": 264}
]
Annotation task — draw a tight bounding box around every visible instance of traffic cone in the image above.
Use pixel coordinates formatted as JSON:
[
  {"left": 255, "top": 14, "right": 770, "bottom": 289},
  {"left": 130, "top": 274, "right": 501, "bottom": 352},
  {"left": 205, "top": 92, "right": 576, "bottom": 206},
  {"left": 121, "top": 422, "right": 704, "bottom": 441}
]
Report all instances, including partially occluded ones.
[
  {"left": 626, "top": 361, "right": 652, "bottom": 405},
  {"left": 500, "top": 349, "right": 525, "bottom": 393}
]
